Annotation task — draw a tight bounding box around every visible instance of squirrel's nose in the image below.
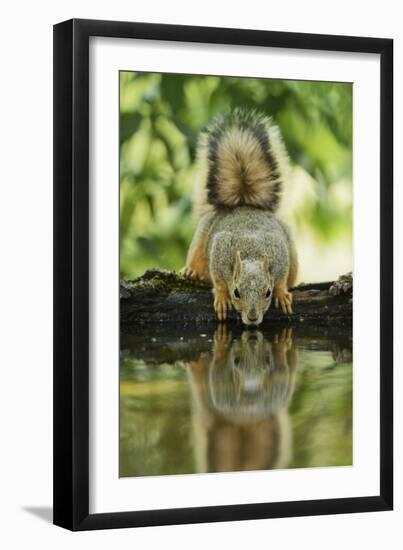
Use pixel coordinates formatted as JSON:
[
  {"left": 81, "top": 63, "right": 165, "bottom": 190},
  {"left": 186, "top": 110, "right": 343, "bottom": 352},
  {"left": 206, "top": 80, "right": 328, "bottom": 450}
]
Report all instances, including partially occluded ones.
[{"left": 248, "top": 314, "right": 258, "bottom": 322}]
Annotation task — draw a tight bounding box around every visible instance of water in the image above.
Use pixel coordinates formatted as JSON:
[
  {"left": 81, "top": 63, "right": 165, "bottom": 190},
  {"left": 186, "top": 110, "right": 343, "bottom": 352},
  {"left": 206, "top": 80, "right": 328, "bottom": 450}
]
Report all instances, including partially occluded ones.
[{"left": 120, "top": 325, "right": 352, "bottom": 477}]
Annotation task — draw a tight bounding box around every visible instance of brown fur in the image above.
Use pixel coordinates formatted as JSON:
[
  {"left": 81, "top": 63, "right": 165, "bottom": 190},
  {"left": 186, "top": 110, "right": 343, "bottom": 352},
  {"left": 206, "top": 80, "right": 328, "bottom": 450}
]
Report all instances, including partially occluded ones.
[
  {"left": 215, "top": 128, "right": 275, "bottom": 207},
  {"left": 277, "top": 218, "right": 298, "bottom": 288},
  {"left": 192, "top": 110, "right": 289, "bottom": 219},
  {"left": 180, "top": 212, "right": 212, "bottom": 281}
]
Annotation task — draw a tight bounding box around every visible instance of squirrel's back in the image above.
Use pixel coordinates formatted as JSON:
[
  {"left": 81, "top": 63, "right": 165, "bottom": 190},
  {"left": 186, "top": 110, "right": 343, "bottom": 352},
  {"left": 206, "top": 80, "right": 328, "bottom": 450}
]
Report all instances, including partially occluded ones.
[{"left": 193, "top": 109, "right": 289, "bottom": 219}]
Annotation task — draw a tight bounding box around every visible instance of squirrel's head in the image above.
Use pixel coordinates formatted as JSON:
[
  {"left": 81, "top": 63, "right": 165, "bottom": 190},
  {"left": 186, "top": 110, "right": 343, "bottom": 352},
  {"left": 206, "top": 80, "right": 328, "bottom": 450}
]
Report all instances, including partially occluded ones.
[{"left": 231, "top": 251, "right": 273, "bottom": 326}]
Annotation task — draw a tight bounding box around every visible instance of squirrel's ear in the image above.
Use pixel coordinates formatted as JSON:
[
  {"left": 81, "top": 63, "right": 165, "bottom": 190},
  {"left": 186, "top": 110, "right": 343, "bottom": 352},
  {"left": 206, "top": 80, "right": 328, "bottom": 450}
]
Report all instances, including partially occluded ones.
[
  {"left": 234, "top": 251, "right": 242, "bottom": 278},
  {"left": 262, "top": 255, "right": 270, "bottom": 272}
]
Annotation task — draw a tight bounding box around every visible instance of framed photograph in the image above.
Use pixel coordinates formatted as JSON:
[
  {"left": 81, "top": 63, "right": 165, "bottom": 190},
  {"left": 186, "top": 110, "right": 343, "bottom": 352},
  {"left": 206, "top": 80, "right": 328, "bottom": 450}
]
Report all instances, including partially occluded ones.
[{"left": 53, "top": 19, "right": 393, "bottom": 531}]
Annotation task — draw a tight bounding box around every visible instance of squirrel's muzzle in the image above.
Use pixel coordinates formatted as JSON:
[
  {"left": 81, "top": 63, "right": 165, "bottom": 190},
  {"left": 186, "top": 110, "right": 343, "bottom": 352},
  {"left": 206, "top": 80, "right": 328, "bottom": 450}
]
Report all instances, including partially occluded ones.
[
  {"left": 248, "top": 312, "right": 258, "bottom": 323},
  {"left": 242, "top": 309, "right": 263, "bottom": 326}
]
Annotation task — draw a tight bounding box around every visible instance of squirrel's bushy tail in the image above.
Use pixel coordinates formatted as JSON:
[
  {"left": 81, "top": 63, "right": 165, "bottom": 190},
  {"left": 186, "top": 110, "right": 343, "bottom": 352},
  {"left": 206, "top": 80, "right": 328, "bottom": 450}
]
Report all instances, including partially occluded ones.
[{"left": 193, "top": 109, "right": 289, "bottom": 218}]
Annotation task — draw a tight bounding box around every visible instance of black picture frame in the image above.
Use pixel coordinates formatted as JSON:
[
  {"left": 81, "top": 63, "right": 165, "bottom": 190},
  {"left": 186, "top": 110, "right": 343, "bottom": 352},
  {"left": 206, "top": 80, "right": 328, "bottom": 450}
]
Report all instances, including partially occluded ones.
[{"left": 53, "top": 18, "right": 393, "bottom": 531}]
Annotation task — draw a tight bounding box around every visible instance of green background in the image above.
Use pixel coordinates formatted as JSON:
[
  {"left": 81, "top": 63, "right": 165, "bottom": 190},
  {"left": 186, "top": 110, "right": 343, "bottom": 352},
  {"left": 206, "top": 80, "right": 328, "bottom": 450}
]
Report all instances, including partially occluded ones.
[{"left": 120, "top": 72, "right": 352, "bottom": 283}]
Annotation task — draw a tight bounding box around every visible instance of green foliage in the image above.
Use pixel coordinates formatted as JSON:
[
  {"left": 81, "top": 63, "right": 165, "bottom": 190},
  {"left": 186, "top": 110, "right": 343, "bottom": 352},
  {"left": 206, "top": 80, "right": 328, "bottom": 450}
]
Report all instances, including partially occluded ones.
[{"left": 120, "top": 72, "right": 352, "bottom": 280}]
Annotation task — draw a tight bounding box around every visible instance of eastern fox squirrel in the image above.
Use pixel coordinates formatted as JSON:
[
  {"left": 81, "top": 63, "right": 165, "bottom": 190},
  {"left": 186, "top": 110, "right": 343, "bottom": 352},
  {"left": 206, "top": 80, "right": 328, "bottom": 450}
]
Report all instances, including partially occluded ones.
[{"left": 181, "top": 109, "right": 298, "bottom": 326}]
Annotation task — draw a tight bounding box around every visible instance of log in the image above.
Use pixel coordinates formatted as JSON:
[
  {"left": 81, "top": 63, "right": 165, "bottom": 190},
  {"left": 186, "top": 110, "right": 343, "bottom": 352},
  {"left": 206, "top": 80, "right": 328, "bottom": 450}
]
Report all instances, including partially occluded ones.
[{"left": 120, "top": 269, "right": 352, "bottom": 328}]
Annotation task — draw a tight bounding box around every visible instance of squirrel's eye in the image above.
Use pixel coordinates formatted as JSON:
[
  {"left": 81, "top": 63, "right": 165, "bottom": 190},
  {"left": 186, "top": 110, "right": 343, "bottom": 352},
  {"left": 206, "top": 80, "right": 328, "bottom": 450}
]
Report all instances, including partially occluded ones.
[
  {"left": 266, "top": 288, "right": 272, "bottom": 298},
  {"left": 234, "top": 288, "right": 240, "bottom": 299}
]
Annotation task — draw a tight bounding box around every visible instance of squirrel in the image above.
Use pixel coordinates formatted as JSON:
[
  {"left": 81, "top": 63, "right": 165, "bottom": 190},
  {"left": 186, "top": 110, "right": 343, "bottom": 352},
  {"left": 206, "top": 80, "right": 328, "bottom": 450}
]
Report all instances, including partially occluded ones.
[{"left": 181, "top": 109, "right": 298, "bottom": 326}]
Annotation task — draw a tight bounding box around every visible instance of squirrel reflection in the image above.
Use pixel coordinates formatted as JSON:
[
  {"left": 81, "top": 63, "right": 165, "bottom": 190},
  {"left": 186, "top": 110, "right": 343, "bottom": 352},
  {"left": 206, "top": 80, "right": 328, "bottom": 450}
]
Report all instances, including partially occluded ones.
[{"left": 186, "top": 326, "right": 298, "bottom": 473}]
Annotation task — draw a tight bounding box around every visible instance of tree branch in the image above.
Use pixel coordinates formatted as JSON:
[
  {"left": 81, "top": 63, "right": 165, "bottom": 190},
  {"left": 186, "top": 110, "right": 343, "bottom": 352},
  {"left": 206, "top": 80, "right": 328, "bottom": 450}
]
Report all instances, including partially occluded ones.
[{"left": 120, "top": 269, "right": 352, "bottom": 328}]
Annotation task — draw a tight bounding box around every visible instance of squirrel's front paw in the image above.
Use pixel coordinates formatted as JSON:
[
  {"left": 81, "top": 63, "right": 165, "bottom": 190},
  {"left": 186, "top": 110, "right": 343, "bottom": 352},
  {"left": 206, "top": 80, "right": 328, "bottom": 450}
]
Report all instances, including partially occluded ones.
[
  {"left": 274, "top": 287, "right": 293, "bottom": 315},
  {"left": 180, "top": 266, "right": 201, "bottom": 280},
  {"left": 179, "top": 266, "right": 208, "bottom": 282},
  {"left": 214, "top": 292, "right": 232, "bottom": 321}
]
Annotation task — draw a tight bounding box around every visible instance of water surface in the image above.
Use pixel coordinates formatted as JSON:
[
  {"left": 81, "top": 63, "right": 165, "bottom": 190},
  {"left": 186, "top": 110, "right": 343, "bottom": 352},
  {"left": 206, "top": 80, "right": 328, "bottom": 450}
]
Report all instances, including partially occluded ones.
[{"left": 120, "top": 325, "right": 352, "bottom": 477}]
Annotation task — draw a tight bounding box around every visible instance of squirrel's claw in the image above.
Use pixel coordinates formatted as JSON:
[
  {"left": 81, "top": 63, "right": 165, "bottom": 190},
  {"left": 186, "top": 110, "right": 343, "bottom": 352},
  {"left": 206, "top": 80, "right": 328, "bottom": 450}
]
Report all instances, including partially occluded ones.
[
  {"left": 180, "top": 266, "right": 207, "bottom": 281},
  {"left": 274, "top": 288, "right": 293, "bottom": 315},
  {"left": 214, "top": 294, "right": 232, "bottom": 321},
  {"left": 179, "top": 266, "right": 201, "bottom": 279},
  {"left": 180, "top": 266, "right": 196, "bottom": 279}
]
